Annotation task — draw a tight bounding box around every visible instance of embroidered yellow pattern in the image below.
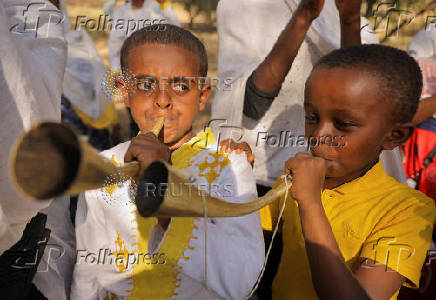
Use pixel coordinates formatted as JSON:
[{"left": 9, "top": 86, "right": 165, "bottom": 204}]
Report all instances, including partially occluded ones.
[
  {"left": 171, "top": 128, "right": 216, "bottom": 169},
  {"left": 113, "top": 232, "right": 130, "bottom": 273},
  {"left": 101, "top": 155, "right": 123, "bottom": 196},
  {"left": 100, "top": 128, "right": 228, "bottom": 299},
  {"left": 197, "top": 151, "right": 230, "bottom": 184}
]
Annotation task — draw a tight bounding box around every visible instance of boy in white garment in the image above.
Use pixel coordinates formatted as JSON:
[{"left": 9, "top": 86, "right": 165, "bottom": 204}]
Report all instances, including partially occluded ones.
[{"left": 71, "top": 24, "right": 264, "bottom": 300}]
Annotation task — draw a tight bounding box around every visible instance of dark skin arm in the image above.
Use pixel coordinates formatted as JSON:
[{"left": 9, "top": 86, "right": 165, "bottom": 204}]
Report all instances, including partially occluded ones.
[
  {"left": 412, "top": 96, "right": 436, "bottom": 126},
  {"left": 252, "top": 0, "right": 362, "bottom": 94},
  {"left": 336, "top": 0, "right": 362, "bottom": 47},
  {"left": 124, "top": 132, "right": 172, "bottom": 229},
  {"left": 285, "top": 153, "right": 406, "bottom": 300}
]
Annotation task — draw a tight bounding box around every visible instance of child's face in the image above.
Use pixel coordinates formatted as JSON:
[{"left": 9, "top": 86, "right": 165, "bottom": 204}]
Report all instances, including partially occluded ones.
[
  {"left": 304, "top": 67, "right": 409, "bottom": 186},
  {"left": 122, "top": 44, "right": 210, "bottom": 149}
]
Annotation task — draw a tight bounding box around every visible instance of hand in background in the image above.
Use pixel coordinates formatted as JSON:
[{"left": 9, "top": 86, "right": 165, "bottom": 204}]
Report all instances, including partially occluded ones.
[
  {"left": 336, "top": 0, "right": 362, "bottom": 23},
  {"left": 220, "top": 139, "right": 255, "bottom": 166},
  {"left": 296, "top": 0, "right": 326, "bottom": 22}
]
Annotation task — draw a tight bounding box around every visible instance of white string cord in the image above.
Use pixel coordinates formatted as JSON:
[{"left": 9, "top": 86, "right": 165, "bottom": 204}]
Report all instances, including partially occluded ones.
[
  {"left": 243, "top": 174, "right": 292, "bottom": 300},
  {"left": 202, "top": 192, "right": 218, "bottom": 300}
]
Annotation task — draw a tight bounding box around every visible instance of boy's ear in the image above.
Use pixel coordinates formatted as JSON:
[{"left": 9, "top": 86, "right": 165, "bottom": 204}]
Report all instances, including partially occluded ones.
[
  {"left": 382, "top": 123, "right": 414, "bottom": 150},
  {"left": 198, "top": 82, "right": 211, "bottom": 111},
  {"left": 116, "top": 77, "right": 131, "bottom": 108}
]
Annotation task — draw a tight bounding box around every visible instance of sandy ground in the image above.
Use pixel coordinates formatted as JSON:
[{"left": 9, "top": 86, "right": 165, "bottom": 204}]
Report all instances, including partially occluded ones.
[{"left": 64, "top": 0, "right": 434, "bottom": 141}]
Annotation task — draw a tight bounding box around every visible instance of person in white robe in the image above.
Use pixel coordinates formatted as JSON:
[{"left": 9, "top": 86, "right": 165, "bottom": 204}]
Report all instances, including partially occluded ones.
[
  {"left": 0, "top": 1, "right": 76, "bottom": 299},
  {"left": 71, "top": 128, "right": 264, "bottom": 300},
  {"left": 0, "top": 0, "right": 67, "bottom": 256}
]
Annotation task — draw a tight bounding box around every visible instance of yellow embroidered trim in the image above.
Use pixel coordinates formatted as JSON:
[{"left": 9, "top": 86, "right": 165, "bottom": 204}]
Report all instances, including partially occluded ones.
[
  {"left": 101, "top": 155, "right": 122, "bottom": 196},
  {"left": 171, "top": 128, "right": 217, "bottom": 169},
  {"left": 128, "top": 139, "right": 206, "bottom": 299},
  {"left": 72, "top": 103, "right": 118, "bottom": 129}
]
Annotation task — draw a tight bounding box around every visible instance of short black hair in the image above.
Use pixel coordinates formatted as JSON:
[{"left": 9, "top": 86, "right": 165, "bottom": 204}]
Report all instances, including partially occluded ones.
[
  {"left": 120, "top": 24, "right": 208, "bottom": 77},
  {"left": 313, "top": 44, "right": 423, "bottom": 123}
]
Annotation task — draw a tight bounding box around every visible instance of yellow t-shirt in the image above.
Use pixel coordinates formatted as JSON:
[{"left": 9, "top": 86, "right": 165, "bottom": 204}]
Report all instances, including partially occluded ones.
[{"left": 260, "top": 161, "right": 436, "bottom": 300}]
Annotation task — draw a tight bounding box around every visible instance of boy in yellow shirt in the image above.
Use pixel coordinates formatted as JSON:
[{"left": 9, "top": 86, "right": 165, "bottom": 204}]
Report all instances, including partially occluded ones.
[
  {"left": 259, "top": 44, "right": 436, "bottom": 299},
  {"left": 222, "top": 44, "right": 436, "bottom": 299}
]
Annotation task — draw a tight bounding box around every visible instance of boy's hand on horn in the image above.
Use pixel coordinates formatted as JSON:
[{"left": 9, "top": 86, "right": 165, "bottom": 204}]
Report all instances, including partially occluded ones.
[
  {"left": 295, "top": 0, "right": 325, "bottom": 22},
  {"left": 124, "top": 132, "right": 171, "bottom": 178},
  {"left": 335, "top": 0, "right": 361, "bottom": 24},
  {"left": 284, "top": 153, "right": 326, "bottom": 208}
]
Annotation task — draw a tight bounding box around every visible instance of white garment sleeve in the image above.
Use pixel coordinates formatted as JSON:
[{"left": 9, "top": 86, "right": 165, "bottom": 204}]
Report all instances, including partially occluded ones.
[
  {"left": 0, "top": 0, "right": 67, "bottom": 254},
  {"left": 178, "top": 152, "right": 265, "bottom": 300},
  {"left": 70, "top": 192, "right": 106, "bottom": 300}
]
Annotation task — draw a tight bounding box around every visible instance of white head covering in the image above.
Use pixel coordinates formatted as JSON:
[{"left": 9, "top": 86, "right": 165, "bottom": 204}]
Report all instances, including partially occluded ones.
[{"left": 407, "top": 28, "right": 436, "bottom": 59}]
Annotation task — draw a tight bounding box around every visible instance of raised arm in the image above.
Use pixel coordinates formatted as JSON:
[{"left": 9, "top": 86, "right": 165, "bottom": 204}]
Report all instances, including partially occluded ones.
[
  {"left": 251, "top": 0, "right": 325, "bottom": 95},
  {"left": 245, "top": 0, "right": 362, "bottom": 120},
  {"left": 336, "top": 0, "right": 362, "bottom": 47}
]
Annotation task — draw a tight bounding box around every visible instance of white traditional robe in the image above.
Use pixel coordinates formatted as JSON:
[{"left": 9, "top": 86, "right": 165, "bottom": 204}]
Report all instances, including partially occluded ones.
[
  {"left": 211, "top": 0, "right": 406, "bottom": 187},
  {"left": 0, "top": 2, "right": 76, "bottom": 299},
  {"left": 71, "top": 128, "right": 264, "bottom": 300},
  {"left": 0, "top": 0, "right": 67, "bottom": 254}
]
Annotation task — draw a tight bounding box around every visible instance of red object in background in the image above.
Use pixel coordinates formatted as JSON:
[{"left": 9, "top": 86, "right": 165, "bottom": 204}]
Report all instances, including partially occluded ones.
[
  {"left": 403, "top": 57, "right": 436, "bottom": 202},
  {"left": 399, "top": 40, "right": 436, "bottom": 300},
  {"left": 403, "top": 126, "right": 436, "bottom": 201}
]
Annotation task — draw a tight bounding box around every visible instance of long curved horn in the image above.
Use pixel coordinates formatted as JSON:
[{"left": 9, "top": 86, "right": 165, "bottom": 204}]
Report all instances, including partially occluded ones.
[
  {"left": 135, "top": 160, "right": 289, "bottom": 217},
  {"left": 10, "top": 122, "right": 290, "bottom": 217}
]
